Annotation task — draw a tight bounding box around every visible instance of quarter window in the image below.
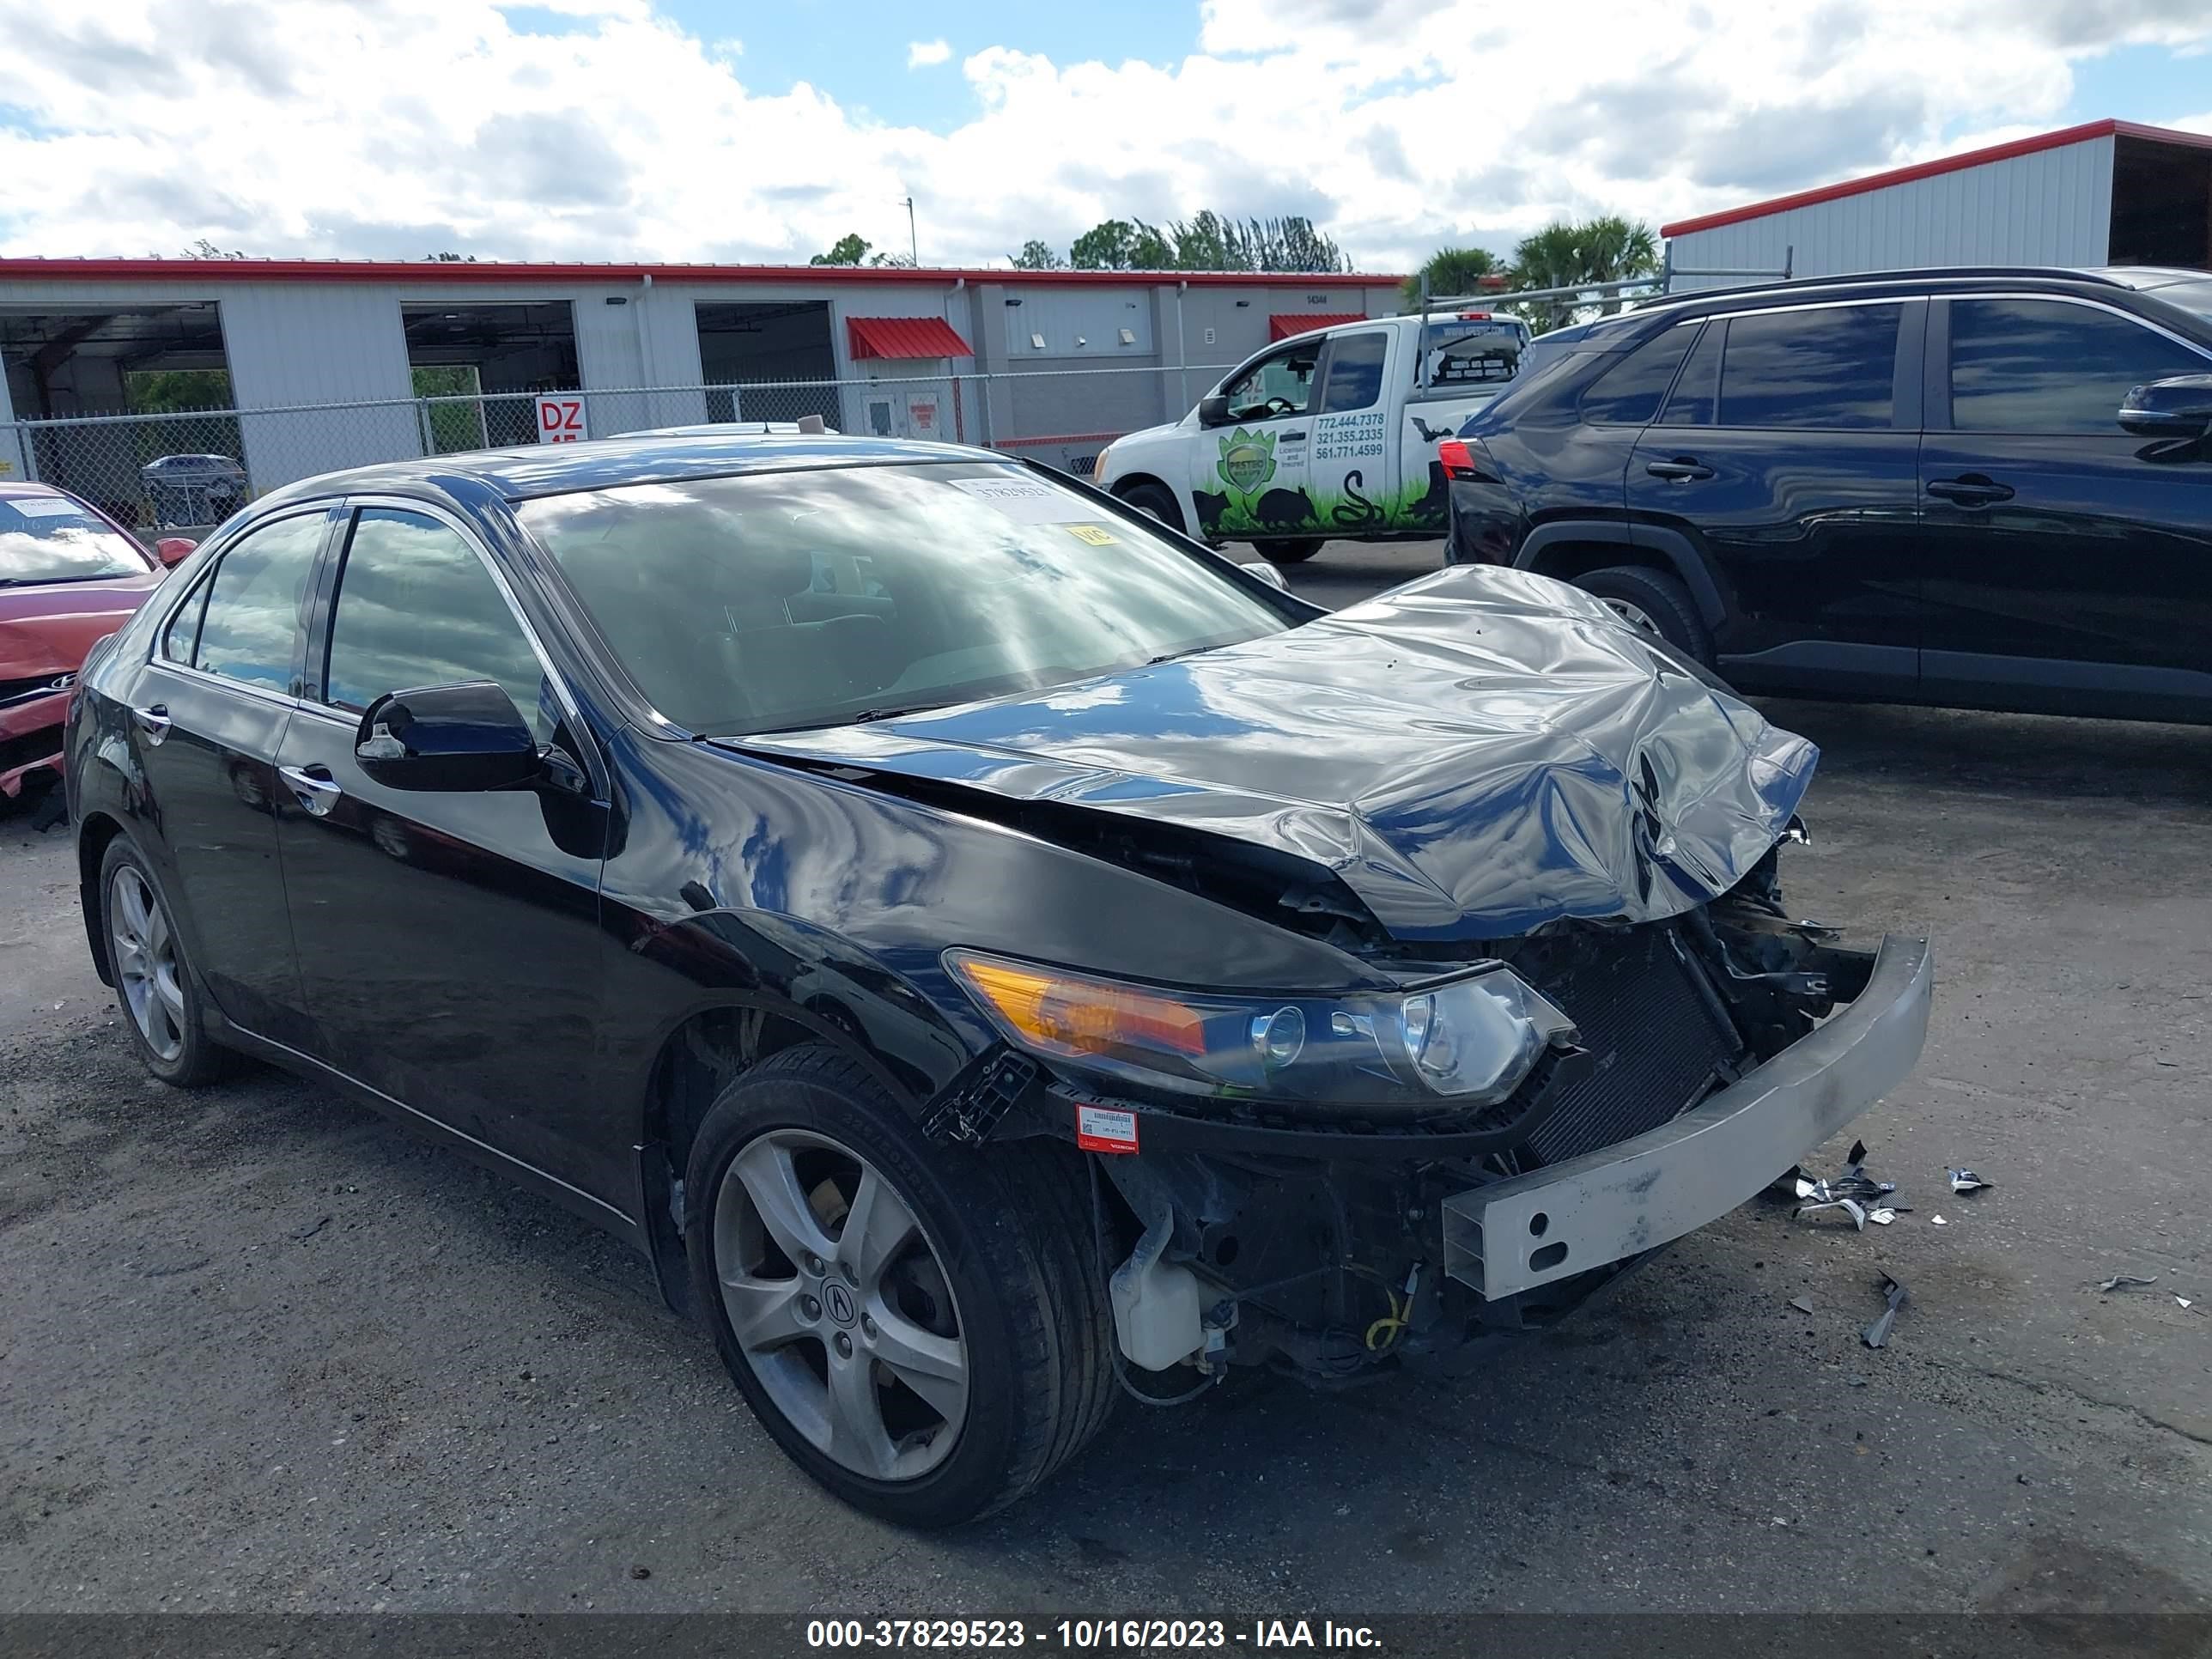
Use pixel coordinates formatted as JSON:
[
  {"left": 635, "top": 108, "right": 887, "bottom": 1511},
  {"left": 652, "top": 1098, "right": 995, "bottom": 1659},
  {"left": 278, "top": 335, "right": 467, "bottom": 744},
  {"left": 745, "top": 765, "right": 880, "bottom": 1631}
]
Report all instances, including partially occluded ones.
[
  {"left": 188, "top": 512, "right": 327, "bottom": 692},
  {"left": 1948, "top": 299, "right": 2209, "bottom": 433},
  {"left": 322, "top": 507, "right": 555, "bottom": 744},
  {"left": 1318, "top": 331, "right": 1389, "bottom": 413},
  {"left": 1579, "top": 325, "right": 1698, "bottom": 425},
  {"left": 1717, "top": 304, "right": 1902, "bottom": 429}
]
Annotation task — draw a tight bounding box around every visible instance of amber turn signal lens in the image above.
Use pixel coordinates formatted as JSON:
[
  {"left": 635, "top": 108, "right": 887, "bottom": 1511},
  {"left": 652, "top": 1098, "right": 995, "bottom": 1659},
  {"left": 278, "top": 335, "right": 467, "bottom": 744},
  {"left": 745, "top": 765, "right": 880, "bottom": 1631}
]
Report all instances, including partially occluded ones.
[{"left": 949, "top": 954, "right": 1207, "bottom": 1060}]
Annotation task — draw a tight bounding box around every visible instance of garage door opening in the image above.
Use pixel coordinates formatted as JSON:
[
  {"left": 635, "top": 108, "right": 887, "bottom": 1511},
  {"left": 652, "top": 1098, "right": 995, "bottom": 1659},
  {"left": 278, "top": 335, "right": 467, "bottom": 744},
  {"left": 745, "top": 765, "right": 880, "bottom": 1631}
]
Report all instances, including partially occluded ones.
[
  {"left": 2110, "top": 133, "right": 2212, "bottom": 267},
  {"left": 403, "top": 301, "right": 580, "bottom": 451},
  {"left": 0, "top": 303, "right": 241, "bottom": 526},
  {"left": 696, "top": 301, "right": 839, "bottom": 427}
]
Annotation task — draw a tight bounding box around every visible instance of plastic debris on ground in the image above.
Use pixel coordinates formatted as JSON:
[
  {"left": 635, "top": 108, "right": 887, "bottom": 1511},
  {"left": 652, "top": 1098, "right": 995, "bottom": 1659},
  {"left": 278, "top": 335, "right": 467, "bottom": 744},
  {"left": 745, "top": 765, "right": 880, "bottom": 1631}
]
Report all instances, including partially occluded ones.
[
  {"left": 1861, "top": 1273, "right": 1910, "bottom": 1349},
  {"left": 2095, "top": 1272, "right": 2160, "bottom": 1294},
  {"left": 1792, "top": 1139, "right": 1908, "bottom": 1231},
  {"left": 1788, "top": 1295, "right": 1815, "bottom": 1315},
  {"left": 1948, "top": 1169, "right": 1992, "bottom": 1194},
  {"left": 1931, "top": 1215, "right": 1947, "bottom": 1225}
]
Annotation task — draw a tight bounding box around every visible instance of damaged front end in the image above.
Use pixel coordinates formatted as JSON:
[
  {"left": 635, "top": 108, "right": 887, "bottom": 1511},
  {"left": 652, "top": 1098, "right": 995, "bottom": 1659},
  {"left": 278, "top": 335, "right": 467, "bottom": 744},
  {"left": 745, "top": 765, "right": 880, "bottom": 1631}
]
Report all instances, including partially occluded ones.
[{"left": 957, "top": 846, "right": 1930, "bottom": 1388}]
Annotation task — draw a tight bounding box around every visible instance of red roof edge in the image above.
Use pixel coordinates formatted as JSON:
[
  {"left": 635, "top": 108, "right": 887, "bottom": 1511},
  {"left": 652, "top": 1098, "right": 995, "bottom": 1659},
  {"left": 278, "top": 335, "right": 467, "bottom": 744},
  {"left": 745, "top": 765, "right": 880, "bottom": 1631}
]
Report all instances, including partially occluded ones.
[
  {"left": 0, "top": 257, "right": 1407, "bottom": 289},
  {"left": 1662, "top": 118, "right": 2212, "bottom": 240}
]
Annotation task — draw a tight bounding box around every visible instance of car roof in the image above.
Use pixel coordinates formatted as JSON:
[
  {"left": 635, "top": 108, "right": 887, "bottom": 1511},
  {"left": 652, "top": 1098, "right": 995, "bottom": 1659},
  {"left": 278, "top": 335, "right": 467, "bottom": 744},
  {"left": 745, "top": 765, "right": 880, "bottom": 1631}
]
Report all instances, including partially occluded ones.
[
  {"left": 250, "top": 431, "right": 1017, "bottom": 510},
  {"left": 1628, "top": 264, "right": 2191, "bottom": 319},
  {"left": 0, "top": 481, "right": 76, "bottom": 501}
]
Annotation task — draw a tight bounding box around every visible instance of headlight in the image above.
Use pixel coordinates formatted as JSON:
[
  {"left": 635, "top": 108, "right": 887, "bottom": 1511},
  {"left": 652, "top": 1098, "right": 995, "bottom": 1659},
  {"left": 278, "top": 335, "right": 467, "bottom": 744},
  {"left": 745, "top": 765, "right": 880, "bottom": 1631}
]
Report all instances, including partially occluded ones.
[{"left": 945, "top": 950, "right": 1577, "bottom": 1109}]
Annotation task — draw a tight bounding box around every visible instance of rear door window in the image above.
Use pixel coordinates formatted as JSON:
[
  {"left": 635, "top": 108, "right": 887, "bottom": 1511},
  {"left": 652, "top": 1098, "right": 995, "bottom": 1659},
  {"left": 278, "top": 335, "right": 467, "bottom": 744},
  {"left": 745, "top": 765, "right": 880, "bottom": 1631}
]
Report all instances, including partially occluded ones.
[
  {"left": 1578, "top": 324, "right": 1698, "bottom": 425},
  {"left": 1717, "top": 303, "right": 1903, "bottom": 429},
  {"left": 1659, "top": 319, "right": 1724, "bottom": 425},
  {"left": 187, "top": 512, "right": 328, "bottom": 693},
  {"left": 1948, "top": 298, "right": 2210, "bottom": 433}
]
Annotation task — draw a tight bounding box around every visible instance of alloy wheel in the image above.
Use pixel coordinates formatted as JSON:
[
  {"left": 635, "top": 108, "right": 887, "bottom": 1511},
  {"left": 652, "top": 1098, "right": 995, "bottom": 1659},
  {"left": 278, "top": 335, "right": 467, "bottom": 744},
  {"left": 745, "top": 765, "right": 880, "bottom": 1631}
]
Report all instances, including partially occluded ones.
[
  {"left": 1601, "top": 596, "right": 1662, "bottom": 636},
  {"left": 713, "top": 1127, "right": 970, "bottom": 1482},
  {"left": 109, "top": 866, "right": 185, "bottom": 1062}
]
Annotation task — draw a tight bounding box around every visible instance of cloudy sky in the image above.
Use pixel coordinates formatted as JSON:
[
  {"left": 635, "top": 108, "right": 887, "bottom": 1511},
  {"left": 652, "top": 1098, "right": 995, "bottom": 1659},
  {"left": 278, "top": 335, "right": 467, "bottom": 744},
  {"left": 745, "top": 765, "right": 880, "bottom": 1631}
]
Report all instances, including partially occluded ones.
[{"left": 3, "top": 0, "right": 2211, "bottom": 272}]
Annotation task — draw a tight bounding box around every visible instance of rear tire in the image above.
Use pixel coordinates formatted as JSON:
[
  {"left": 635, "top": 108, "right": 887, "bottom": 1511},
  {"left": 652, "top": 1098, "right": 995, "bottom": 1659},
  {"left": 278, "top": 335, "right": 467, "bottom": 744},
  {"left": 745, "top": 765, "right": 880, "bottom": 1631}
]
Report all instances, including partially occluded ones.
[
  {"left": 1259, "top": 538, "right": 1325, "bottom": 563},
  {"left": 1575, "top": 565, "right": 1712, "bottom": 664},
  {"left": 1115, "top": 482, "right": 1184, "bottom": 534},
  {"left": 685, "top": 1045, "right": 1116, "bottom": 1527},
  {"left": 99, "top": 836, "right": 234, "bottom": 1087}
]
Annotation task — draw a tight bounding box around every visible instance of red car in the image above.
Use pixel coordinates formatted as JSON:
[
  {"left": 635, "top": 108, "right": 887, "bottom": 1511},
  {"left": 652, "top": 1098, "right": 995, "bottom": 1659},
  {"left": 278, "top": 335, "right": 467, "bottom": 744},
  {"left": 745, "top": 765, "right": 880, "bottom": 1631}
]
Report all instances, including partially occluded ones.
[{"left": 0, "top": 483, "right": 193, "bottom": 799}]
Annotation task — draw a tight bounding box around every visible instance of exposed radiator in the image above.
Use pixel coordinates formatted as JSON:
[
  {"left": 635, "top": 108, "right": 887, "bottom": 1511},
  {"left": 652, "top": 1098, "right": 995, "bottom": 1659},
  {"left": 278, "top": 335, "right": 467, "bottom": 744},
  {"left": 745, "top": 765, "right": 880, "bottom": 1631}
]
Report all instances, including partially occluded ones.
[{"left": 1519, "top": 925, "right": 1744, "bottom": 1166}]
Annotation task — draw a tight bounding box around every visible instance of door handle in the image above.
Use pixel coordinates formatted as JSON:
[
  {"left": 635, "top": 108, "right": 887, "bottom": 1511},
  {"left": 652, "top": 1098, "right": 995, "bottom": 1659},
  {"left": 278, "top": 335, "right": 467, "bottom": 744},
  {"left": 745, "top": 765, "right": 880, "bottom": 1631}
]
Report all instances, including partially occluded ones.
[
  {"left": 1645, "top": 459, "right": 1714, "bottom": 482},
  {"left": 1279, "top": 429, "right": 1307, "bottom": 441},
  {"left": 131, "top": 703, "right": 173, "bottom": 744},
  {"left": 279, "top": 763, "right": 343, "bottom": 818},
  {"left": 1926, "top": 475, "right": 2014, "bottom": 507}
]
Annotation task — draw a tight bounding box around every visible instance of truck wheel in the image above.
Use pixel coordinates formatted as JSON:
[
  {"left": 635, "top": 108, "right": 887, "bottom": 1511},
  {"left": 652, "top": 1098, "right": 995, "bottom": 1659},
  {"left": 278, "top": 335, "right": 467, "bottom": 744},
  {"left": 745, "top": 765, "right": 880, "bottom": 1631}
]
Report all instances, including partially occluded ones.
[
  {"left": 1115, "top": 482, "right": 1184, "bottom": 533},
  {"left": 686, "top": 1045, "right": 1117, "bottom": 1527},
  {"left": 100, "top": 836, "right": 235, "bottom": 1086},
  {"left": 1575, "top": 566, "right": 1713, "bottom": 665},
  {"left": 1260, "top": 538, "right": 1325, "bottom": 564}
]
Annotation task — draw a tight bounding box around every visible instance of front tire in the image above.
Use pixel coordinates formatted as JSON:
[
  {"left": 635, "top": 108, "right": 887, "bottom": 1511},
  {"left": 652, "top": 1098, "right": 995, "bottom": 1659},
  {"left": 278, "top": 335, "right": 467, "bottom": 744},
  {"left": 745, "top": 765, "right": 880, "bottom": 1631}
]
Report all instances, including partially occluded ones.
[
  {"left": 99, "top": 836, "right": 234, "bottom": 1086},
  {"left": 685, "top": 1045, "right": 1116, "bottom": 1527},
  {"left": 1115, "top": 481, "right": 1184, "bottom": 533}
]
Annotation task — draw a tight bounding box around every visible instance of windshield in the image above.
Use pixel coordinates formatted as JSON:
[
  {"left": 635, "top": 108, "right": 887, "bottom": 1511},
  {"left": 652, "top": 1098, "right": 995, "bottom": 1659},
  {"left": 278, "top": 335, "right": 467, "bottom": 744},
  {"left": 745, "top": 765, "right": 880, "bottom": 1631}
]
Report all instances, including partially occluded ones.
[
  {"left": 0, "top": 495, "right": 149, "bottom": 585},
  {"left": 516, "top": 463, "right": 1291, "bottom": 735}
]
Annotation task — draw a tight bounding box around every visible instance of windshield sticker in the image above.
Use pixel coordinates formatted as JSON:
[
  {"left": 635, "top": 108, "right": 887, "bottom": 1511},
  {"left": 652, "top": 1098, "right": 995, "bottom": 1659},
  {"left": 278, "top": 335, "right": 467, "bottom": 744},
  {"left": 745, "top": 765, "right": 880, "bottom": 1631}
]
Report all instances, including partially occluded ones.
[
  {"left": 945, "top": 475, "right": 1083, "bottom": 524},
  {"left": 1062, "top": 524, "right": 1118, "bottom": 545},
  {"left": 6, "top": 497, "right": 87, "bottom": 519}
]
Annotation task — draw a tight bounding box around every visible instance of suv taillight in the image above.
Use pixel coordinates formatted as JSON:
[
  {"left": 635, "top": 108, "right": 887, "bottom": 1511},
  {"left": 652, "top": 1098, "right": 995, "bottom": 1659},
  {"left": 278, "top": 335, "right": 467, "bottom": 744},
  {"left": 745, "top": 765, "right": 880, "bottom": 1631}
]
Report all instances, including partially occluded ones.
[{"left": 1437, "top": 439, "right": 1479, "bottom": 480}]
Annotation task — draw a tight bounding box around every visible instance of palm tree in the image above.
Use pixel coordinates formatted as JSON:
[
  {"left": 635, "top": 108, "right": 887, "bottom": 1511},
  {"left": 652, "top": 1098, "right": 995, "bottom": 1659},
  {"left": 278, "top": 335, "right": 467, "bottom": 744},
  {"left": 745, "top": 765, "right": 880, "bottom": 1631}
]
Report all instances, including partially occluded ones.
[
  {"left": 1401, "top": 246, "right": 1505, "bottom": 309},
  {"left": 1507, "top": 216, "right": 1662, "bottom": 331}
]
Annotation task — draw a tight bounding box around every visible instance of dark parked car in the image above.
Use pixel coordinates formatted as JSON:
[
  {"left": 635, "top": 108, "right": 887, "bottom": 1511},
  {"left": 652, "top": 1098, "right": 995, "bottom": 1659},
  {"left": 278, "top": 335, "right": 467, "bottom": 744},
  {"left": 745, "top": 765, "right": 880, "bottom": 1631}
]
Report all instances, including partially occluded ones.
[
  {"left": 1442, "top": 265, "right": 2212, "bottom": 724},
  {"left": 67, "top": 434, "right": 1929, "bottom": 1525},
  {"left": 0, "top": 483, "right": 193, "bottom": 800}
]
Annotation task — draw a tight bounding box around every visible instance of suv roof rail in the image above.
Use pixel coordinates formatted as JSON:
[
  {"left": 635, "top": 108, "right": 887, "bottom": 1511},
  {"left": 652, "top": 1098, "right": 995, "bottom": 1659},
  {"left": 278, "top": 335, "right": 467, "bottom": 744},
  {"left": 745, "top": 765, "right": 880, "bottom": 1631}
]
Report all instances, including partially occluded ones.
[{"left": 1636, "top": 264, "right": 2127, "bottom": 311}]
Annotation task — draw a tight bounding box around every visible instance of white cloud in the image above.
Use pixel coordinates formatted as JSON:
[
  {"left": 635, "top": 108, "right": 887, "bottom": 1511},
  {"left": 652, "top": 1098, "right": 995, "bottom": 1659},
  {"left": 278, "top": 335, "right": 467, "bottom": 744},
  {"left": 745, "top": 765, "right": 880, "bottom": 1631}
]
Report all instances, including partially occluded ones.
[
  {"left": 906, "top": 38, "right": 952, "bottom": 68},
  {"left": 1, "top": 0, "right": 2209, "bottom": 271}
]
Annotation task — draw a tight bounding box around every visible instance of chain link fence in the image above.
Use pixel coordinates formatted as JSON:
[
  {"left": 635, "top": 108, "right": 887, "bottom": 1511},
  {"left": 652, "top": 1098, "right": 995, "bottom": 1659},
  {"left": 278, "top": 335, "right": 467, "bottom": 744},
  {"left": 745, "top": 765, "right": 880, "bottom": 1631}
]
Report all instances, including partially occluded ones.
[{"left": 0, "top": 363, "right": 1236, "bottom": 535}]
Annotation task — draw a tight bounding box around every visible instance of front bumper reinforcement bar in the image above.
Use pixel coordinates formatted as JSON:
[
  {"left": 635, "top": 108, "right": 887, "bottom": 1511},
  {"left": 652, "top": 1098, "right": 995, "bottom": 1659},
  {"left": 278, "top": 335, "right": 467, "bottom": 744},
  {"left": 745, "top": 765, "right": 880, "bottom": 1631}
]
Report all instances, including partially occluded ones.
[{"left": 1442, "top": 933, "right": 1933, "bottom": 1299}]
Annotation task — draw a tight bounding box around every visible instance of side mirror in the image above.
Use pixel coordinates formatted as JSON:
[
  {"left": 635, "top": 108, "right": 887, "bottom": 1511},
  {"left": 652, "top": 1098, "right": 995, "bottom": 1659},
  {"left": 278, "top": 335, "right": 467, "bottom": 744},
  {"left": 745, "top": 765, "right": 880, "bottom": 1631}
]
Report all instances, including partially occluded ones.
[
  {"left": 1240, "top": 560, "right": 1291, "bottom": 591},
  {"left": 2118, "top": 374, "right": 2212, "bottom": 438},
  {"left": 1197, "top": 393, "right": 1232, "bottom": 428},
  {"left": 355, "top": 681, "right": 541, "bottom": 793},
  {"left": 154, "top": 537, "right": 198, "bottom": 567}
]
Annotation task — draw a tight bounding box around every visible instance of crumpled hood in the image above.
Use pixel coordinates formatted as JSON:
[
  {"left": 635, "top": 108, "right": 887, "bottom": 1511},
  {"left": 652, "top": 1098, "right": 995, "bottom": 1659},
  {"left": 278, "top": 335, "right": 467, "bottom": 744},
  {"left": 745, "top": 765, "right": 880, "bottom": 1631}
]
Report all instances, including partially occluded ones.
[
  {"left": 737, "top": 564, "right": 1818, "bottom": 940},
  {"left": 0, "top": 574, "right": 163, "bottom": 682}
]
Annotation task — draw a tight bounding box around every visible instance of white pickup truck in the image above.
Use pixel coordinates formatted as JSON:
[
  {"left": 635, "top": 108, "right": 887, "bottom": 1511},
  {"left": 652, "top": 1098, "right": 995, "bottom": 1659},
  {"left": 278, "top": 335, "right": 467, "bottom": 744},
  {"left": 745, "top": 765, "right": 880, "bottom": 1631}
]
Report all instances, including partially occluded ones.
[{"left": 1092, "top": 310, "right": 1532, "bottom": 562}]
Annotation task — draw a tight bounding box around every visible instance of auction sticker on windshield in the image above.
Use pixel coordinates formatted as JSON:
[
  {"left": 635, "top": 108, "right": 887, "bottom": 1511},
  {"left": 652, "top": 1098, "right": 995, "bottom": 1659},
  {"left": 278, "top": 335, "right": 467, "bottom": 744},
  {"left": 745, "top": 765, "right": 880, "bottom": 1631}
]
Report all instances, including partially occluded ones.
[{"left": 946, "top": 474, "right": 1092, "bottom": 524}]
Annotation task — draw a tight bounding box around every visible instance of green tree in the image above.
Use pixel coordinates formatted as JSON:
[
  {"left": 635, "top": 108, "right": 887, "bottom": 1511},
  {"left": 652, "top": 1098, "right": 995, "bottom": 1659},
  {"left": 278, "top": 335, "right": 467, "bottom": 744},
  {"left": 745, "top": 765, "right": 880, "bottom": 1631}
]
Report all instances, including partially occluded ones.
[
  {"left": 1070, "top": 217, "right": 1178, "bottom": 270},
  {"left": 810, "top": 233, "right": 872, "bottom": 266},
  {"left": 1508, "top": 216, "right": 1661, "bottom": 331},
  {"left": 1401, "top": 246, "right": 1504, "bottom": 309},
  {"left": 425, "top": 251, "right": 477, "bottom": 262},
  {"left": 1011, "top": 238, "right": 1064, "bottom": 270},
  {"left": 126, "top": 368, "right": 234, "bottom": 413},
  {"left": 184, "top": 238, "right": 246, "bottom": 259}
]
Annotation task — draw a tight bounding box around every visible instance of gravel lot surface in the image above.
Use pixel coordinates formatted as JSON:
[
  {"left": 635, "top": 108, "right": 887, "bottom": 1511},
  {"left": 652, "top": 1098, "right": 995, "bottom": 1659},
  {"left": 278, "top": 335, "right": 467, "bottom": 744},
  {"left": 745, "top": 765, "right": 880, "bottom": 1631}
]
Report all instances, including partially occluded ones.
[{"left": 3, "top": 539, "right": 2207, "bottom": 1615}]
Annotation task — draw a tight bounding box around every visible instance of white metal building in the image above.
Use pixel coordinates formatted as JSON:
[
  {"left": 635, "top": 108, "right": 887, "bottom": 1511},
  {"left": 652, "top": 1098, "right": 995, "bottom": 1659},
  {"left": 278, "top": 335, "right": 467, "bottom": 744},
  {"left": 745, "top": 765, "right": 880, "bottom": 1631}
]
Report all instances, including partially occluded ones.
[
  {"left": 0, "top": 259, "right": 1403, "bottom": 507},
  {"left": 1662, "top": 118, "right": 2212, "bottom": 287}
]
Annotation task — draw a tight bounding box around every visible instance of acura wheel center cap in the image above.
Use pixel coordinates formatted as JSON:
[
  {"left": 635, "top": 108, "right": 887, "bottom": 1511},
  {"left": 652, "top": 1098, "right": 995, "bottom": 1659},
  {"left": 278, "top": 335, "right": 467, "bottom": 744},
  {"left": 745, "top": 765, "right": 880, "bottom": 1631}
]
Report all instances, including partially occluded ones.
[{"left": 824, "top": 1280, "right": 857, "bottom": 1327}]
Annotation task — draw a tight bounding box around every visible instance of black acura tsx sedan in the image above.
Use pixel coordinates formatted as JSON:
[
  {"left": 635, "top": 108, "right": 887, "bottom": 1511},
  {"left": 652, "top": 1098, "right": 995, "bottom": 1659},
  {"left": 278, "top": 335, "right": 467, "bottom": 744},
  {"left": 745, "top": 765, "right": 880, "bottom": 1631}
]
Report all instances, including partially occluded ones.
[{"left": 66, "top": 431, "right": 1930, "bottom": 1526}]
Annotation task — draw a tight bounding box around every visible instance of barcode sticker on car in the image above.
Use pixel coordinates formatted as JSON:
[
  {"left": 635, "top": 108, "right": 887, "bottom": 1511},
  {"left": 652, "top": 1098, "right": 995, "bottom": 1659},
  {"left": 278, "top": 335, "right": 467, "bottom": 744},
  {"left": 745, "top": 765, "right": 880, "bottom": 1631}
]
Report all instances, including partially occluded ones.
[{"left": 1075, "top": 1103, "right": 1139, "bottom": 1154}]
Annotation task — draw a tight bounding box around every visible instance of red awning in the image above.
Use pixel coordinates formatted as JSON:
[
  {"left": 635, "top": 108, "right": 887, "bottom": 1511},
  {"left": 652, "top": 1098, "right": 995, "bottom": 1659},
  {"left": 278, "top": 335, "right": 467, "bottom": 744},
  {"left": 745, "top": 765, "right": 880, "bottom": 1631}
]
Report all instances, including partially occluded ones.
[
  {"left": 846, "top": 315, "right": 974, "bottom": 360},
  {"left": 1269, "top": 312, "right": 1367, "bottom": 342}
]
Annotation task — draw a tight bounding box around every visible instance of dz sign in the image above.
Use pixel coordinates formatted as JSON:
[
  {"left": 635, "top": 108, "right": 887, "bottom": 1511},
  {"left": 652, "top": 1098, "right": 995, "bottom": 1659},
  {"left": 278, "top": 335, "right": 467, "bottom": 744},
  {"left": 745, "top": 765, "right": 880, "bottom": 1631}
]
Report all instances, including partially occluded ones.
[{"left": 535, "top": 395, "right": 587, "bottom": 443}]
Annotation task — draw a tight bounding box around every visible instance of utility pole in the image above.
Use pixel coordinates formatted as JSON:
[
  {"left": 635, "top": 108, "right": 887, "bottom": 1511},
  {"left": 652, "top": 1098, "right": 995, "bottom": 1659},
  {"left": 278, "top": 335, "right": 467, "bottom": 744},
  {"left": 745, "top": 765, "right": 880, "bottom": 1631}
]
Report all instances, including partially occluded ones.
[{"left": 902, "top": 196, "right": 918, "bottom": 266}]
